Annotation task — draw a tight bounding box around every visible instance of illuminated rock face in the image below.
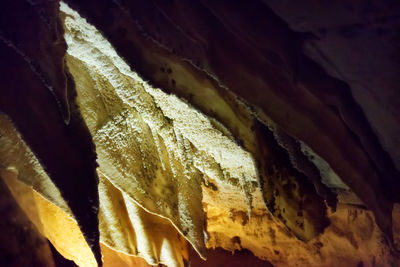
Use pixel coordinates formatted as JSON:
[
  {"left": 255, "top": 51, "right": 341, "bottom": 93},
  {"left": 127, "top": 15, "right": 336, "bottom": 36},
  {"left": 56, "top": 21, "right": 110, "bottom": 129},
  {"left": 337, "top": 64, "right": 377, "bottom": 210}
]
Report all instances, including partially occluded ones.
[{"left": 0, "top": 1, "right": 400, "bottom": 267}]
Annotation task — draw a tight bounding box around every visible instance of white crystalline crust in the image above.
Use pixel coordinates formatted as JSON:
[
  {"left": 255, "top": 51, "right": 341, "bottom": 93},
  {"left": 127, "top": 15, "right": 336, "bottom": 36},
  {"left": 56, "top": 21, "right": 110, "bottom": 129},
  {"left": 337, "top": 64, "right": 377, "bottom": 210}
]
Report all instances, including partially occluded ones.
[
  {"left": 0, "top": 114, "right": 188, "bottom": 267},
  {"left": 0, "top": 2, "right": 263, "bottom": 266},
  {"left": 61, "top": 0, "right": 261, "bottom": 258},
  {"left": 0, "top": 2, "right": 397, "bottom": 266},
  {"left": 0, "top": 1, "right": 263, "bottom": 264}
]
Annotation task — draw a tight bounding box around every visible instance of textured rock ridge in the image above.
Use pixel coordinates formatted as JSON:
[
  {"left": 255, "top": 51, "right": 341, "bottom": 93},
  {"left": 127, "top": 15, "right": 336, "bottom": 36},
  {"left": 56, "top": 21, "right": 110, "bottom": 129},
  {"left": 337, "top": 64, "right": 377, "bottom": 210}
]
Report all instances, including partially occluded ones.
[{"left": 0, "top": 1, "right": 399, "bottom": 266}]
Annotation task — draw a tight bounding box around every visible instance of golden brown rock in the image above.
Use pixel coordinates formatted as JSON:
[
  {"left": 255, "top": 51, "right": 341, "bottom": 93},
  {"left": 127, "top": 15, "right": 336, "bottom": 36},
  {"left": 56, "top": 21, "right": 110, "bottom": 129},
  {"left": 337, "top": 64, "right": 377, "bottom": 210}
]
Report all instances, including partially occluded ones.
[{"left": 0, "top": 1, "right": 399, "bottom": 267}]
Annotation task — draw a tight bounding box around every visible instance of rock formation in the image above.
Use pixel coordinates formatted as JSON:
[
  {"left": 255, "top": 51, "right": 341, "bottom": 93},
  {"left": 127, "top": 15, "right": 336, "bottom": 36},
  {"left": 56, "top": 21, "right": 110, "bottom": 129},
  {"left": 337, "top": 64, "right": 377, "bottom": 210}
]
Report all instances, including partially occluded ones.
[{"left": 0, "top": 1, "right": 399, "bottom": 266}]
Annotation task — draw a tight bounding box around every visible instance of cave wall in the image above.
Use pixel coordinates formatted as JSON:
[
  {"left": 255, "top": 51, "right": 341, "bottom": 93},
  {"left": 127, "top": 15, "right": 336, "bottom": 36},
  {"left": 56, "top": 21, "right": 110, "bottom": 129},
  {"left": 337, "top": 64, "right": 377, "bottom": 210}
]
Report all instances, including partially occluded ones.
[{"left": 0, "top": 0, "right": 399, "bottom": 266}]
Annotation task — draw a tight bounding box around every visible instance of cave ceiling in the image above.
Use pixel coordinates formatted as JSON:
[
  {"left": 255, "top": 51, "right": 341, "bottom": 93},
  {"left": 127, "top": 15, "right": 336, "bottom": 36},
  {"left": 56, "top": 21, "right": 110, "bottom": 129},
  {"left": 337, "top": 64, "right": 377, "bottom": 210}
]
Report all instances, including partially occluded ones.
[{"left": 0, "top": 0, "right": 399, "bottom": 266}]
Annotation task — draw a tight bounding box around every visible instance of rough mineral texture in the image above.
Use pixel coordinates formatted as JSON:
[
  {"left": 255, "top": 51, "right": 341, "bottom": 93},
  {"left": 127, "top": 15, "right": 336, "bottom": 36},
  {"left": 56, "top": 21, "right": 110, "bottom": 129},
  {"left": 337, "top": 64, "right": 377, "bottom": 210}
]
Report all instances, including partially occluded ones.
[
  {"left": 0, "top": 112, "right": 188, "bottom": 266},
  {"left": 0, "top": 1, "right": 399, "bottom": 267}
]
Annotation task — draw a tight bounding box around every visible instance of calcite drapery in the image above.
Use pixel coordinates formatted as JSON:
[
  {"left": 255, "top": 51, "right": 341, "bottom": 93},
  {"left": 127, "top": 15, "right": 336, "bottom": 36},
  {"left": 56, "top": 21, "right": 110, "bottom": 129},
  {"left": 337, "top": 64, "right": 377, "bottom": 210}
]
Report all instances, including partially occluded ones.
[{"left": 0, "top": 1, "right": 399, "bottom": 266}]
